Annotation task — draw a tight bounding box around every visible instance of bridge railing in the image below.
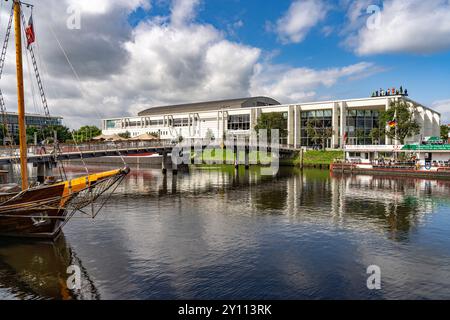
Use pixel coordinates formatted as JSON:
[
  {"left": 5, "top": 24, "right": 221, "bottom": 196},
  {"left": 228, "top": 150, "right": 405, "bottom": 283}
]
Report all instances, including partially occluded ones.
[
  {"left": 0, "top": 139, "right": 297, "bottom": 158},
  {"left": 0, "top": 140, "right": 173, "bottom": 158}
]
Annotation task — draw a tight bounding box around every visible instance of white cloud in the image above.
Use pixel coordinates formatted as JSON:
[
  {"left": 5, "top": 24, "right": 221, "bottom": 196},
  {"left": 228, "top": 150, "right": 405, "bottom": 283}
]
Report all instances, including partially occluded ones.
[
  {"left": 432, "top": 100, "right": 450, "bottom": 124},
  {"left": 345, "top": 0, "right": 450, "bottom": 55},
  {"left": 171, "top": 0, "right": 200, "bottom": 26},
  {"left": 250, "top": 62, "right": 377, "bottom": 103},
  {"left": 0, "top": 0, "right": 380, "bottom": 129},
  {"left": 275, "top": 0, "right": 328, "bottom": 44}
]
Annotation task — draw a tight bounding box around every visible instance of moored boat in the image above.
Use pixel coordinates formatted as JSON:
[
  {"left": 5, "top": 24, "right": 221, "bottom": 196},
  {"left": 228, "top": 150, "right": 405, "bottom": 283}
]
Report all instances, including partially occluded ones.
[{"left": 0, "top": 1, "right": 129, "bottom": 239}]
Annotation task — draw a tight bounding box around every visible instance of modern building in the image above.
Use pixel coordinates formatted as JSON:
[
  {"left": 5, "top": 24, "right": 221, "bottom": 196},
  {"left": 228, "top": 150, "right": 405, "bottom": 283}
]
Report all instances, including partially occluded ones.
[
  {"left": 0, "top": 112, "right": 63, "bottom": 137},
  {"left": 102, "top": 95, "right": 441, "bottom": 150}
]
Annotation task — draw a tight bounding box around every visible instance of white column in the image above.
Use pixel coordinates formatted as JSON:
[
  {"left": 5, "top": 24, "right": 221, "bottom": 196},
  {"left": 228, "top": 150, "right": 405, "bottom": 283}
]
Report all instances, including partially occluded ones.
[
  {"left": 332, "top": 102, "right": 340, "bottom": 148},
  {"left": 385, "top": 98, "right": 392, "bottom": 145},
  {"left": 294, "top": 105, "right": 301, "bottom": 148},
  {"left": 287, "top": 106, "right": 295, "bottom": 146},
  {"left": 340, "top": 102, "right": 347, "bottom": 148}
]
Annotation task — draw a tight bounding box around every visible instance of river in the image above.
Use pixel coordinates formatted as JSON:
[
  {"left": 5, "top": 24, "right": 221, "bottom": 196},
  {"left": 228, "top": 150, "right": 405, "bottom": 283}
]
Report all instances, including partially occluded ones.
[{"left": 1, "top": 165, "right": 450, "bottom": 299}]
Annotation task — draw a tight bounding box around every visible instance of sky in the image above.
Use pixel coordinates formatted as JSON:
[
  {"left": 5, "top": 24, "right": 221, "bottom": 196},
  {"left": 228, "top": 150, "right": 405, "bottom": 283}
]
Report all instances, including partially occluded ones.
[{"left": 0, "top": 0, "right": 449, "bottom": 128}]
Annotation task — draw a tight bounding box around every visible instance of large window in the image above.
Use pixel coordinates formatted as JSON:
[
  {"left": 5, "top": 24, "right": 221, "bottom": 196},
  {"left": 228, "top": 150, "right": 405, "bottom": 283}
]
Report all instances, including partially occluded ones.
[
  {"left": 346, "top": 110, "right": 384, "bottom": 145},
  {"left": 228, "top": 114, "right": 250, "bottom": 131},
  {"left": 300, "top": 110, "right": 333, "bottom": 147}
]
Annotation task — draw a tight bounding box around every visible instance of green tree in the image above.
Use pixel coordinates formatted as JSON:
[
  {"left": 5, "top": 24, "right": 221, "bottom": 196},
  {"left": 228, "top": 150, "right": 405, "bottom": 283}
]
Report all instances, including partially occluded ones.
[
  {"left": 369, "top": 127, "right": 381, "bottom": 145},
  {"left": 379, "top": 100, "right": 421, "bottom": 144},
  {"left": 441, "top": 125, "right": 449, "bottom": 142},
  {"left": 254, "top": 112, "right": 288, "bottom": 143},
  {"left": 73, "top": 125, "right": 102, "bottom": 142},
  {"left": 44, "top": 125, "right": 73, "bottom": 143},
  {"left": 305, "top": 120, "right": 320, "bottom": 146},
  {"left": 118, "top": 131, "right": 131, "bottom": 139},
  {"left": 25, "top": 125, "right": 72, "bottom": 144},
  {"left": 205, "top": 128, "right": 215, "bottom": 141},
  {"left": 355, "top": 129, "right": 365, "bottom": 145},
  {"left": 0, "top": 124, "right": 7, "bottom": 145},
  {"left": 320, "top": 127, "right": 334, "bottom": 149}
]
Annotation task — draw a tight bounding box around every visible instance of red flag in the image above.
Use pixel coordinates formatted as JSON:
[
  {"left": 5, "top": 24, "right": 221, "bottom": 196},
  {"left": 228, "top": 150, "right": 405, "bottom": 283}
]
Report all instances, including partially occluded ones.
[
  {"left": 25, "top": 15, "right": 35, "bottom": 49},
  {"left": 388, "top": 120, "right": 397, "bottom": 128}
]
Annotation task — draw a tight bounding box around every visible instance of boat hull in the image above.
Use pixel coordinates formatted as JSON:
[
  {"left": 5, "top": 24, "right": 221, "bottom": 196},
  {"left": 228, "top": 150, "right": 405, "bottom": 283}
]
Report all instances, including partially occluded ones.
[{"left": 0, "top": 184, "right": 68, "bottom": 239}]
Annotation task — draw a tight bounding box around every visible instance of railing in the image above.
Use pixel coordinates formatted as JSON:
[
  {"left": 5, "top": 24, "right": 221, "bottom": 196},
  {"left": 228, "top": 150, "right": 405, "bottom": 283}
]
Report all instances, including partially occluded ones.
[
  {"left": 0, "top": 140, "right": 173, "bottom": 157},
  {"left": 0, "top": 139, "right": 297, "bottom": 159}
]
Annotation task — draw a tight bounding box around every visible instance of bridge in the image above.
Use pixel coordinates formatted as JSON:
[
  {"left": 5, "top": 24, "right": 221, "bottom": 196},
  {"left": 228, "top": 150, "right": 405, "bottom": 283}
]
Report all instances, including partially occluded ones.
[{"left": 0, "top": 140, "right": 298, "bottom": 166}]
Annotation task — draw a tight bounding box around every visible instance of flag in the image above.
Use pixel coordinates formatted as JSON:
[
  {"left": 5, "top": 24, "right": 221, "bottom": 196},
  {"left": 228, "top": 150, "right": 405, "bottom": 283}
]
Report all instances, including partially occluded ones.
[
  {"left": 388, "top": 120, "right": 397, "bottom": 128},
  {"left": 25, "top": 14, "right": 35, "bottom": 49},
  {"left": 343, "top": 132, "right": 348, "bottom": 144}
]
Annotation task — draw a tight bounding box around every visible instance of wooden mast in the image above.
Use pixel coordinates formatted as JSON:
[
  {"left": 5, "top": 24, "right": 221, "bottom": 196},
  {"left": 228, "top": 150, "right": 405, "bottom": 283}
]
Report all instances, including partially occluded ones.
[{"left": 13, "top": 0, "right": 28, "bottom": 190}]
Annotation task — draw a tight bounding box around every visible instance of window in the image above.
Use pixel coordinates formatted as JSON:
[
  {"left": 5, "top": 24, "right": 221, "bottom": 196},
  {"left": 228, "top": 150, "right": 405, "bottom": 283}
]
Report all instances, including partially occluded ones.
[
  {"left": 300, "top": 109, "right": 333, "bottom": 147},
  {"left": 228, "top": 114, "right": 250, "bottom": 131}
]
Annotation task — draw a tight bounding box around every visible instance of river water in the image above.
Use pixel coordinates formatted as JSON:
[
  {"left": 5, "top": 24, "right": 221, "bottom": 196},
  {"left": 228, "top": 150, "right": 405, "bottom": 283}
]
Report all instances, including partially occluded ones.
[{"left": 1, "top": 165, "right": 450, "bottom": 300}]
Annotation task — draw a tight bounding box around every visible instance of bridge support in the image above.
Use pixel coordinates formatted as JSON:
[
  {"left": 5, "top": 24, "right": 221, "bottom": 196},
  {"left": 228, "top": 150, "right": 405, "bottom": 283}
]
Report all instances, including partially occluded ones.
[
  {"left": 244, "top": 147, "right": 250, "bottom": 170},
  {"left": 172, "top": 162, "right": 178, "bottom": 175},
  {"left": 36, "top": 161, "right": 54, "bottom": 184},
  {"left": 162, "top": 151, "right": 167, "bottom": 175},
  {"left": 37, "top": 163, "right": 45, "bottom": 184}
]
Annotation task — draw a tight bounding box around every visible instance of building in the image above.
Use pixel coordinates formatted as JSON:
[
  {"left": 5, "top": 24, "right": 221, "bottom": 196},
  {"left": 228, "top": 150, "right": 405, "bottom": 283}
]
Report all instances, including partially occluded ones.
[
  {"left": 102, "top": 95, "right": 441, "bottom": 150},
  {"left": 0, "top": 112, "right": 63, "bottom": 137}
]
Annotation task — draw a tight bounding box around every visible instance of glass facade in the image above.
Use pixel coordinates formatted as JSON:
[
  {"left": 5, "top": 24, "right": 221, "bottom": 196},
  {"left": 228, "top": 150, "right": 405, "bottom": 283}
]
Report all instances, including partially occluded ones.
[
  {"left": 0, "top": 113, "right": 62, "bottom": 137},
  {"left": 228, "top": 114, "right": 250, "bottom": 131},
  {"left": 345, "top": 110, "right": 384, "bottom": 145},
  {"left": 300, "top": 110, "right": 333, "bottom": 147}
]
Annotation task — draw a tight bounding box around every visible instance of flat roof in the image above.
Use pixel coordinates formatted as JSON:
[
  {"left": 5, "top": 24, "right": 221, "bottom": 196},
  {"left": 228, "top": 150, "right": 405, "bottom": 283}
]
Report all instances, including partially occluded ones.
[
  {"left": 137, "top": 96, "right": 280, "bottom": 116},
  {"left": 104, "top": 95, "right": 440, "bottom": 120},
  {"left": 0, "top": 112, "right": 63, "bottom": 119}
]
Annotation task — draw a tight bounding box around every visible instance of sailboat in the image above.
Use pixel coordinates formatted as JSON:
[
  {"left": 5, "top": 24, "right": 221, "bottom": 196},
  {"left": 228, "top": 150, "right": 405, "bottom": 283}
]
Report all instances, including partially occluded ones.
[{"left": 0, "top": 1, "right": 129, "bottom": 239}]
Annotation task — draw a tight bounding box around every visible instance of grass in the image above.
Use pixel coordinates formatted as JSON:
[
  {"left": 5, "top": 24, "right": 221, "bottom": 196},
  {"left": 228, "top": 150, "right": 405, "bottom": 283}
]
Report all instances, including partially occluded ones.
[
  {"left": 294, "top": 150, "right": 344, "bottom": 166},
  {"left": 192, "top": 149, "right": 344, "bottom": 167}
]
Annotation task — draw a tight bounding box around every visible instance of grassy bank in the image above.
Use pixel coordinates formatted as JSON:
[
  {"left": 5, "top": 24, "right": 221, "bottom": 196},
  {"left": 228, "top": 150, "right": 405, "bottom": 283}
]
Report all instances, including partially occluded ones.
[
  {"left": 192, "top": 149, "right": 343, "bottom": 167},
  {"left": 294, "top": 150, "right": 344, "bottom": 166}
]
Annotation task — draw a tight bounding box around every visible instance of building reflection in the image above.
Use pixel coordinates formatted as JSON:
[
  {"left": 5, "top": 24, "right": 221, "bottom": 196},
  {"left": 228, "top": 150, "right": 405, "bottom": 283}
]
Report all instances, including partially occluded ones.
[
  {"left": 0, "top": 235, "right": 99, "bottom": 300},
  {"left": 286, "top": 171, "right": 448, "bottom": 241}
]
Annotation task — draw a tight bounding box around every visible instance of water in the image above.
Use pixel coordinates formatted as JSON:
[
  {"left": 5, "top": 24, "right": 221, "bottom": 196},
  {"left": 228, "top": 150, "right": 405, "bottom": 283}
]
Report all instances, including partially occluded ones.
[{"left": 1, "top": 165, "right": 450, "bottom": 300}]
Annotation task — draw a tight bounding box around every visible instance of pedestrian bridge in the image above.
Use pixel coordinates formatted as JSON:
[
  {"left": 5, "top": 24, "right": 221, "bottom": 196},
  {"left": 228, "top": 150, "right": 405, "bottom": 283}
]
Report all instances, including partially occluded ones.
[{"left": 0, "top": 141, "right": 298, "bottom": 166}]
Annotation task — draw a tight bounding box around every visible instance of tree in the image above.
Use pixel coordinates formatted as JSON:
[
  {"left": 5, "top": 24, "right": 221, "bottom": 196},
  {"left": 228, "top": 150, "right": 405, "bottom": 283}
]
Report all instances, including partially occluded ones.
[
  {"left": 369, "top": 127, "right": 381, "bottom": 145},
  {"left": 355, "top": 129, "right": 365, "bottom": 145},
  {"left": 320, "top": 127, "right": 334, "bottom": 149},
  {"left": 73, "top": 125, "right": 102, "bottom": 142},
  {"left": 441, "top": 125, "right": 449, "bottom": 142},
  {"left": 25, "top": 125, "right": 72, "bottom": 144},
  {"left": 379, "top": 100, "right": 421, "bottom": 144},
  {"left": 305, "top": 120, "right": 320, "bottom": 147},
  {"left": 45, "top": 125, "right": 73, "bottom": 143},
  {"left": 26, "top": 126, "right": 39, "bottom": 144},
  {"left": 118, "top": 131, "right": 131, "bottom": 139},
  {"left": 254, "top": 112, "right": 288, "bottom": 143},
  {"left": 205, "top": 128, "right": 215, "bottom": 141}
]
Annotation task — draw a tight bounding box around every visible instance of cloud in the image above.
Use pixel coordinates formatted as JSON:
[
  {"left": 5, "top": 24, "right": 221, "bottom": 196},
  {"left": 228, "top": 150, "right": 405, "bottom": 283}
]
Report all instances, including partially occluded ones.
[
  {"left": 250, "top": 62, "right": 378, "bottom": 103},
  {"left": 344, "top": 0, "right": 450, "bottom": 55},
  {"left": 432, "top": 100, "right": 450, "bottom": 124},
  {"left": 275, "top": 0, "right": 328, "bottom": 44},
  {"left": 171, "top": 0, "right": 201, "bottom": 26},
  {"left": 0, "top": 0, "right": 380, "bottom": 129}
]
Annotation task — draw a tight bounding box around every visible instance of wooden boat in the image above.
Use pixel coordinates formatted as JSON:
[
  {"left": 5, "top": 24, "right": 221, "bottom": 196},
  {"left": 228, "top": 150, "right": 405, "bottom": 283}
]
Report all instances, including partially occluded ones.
[{"left": 0, "top": 1, "right": 129, "bottom": 239}]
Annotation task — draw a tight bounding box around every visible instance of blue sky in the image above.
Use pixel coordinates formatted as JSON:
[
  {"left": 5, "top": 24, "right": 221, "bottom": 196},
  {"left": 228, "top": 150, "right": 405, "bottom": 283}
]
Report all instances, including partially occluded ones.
[
  {"left": 6, "top": 0, "right": 448, "bottom": 127},
  {"left": 123, "top": 0, "right": 450, "bottom": 120}
]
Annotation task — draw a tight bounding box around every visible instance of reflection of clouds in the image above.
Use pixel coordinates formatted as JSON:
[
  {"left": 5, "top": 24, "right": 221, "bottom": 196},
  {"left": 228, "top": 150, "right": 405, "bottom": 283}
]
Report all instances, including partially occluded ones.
[{"left": 62, "top": 167, "right": 450, "bottom": 299}]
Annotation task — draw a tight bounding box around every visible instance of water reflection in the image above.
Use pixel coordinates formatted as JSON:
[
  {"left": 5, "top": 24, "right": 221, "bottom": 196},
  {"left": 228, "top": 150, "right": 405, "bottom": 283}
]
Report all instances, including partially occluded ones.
[
  {"left": 0, "top": 236, "right": 99, "bottom": 300},
  {"left": 2, "top": 164, "right": 450, "bottom": 299}
]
